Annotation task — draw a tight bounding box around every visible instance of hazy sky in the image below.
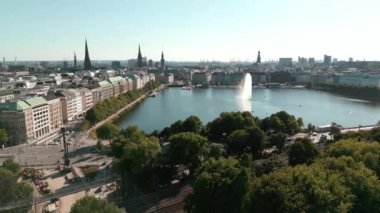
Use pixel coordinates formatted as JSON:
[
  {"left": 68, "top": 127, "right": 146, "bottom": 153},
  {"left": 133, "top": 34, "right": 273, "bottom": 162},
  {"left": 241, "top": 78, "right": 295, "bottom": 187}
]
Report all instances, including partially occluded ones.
[{"left": 0, "top": 0, "right": 379, "bottom": 62}]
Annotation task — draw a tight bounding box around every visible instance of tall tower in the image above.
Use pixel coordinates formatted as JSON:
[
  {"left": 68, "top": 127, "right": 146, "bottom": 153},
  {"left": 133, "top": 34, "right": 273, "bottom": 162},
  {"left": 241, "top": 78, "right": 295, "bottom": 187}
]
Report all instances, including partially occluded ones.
[
  {"left": 137, "top": 45, "right": 143, "bottom": 68},
  {"left": 84, "top": 39, "right": 92, "bottom": 70},
  {"left": 74, "top": 52, "right": 77, "bottom": 68},
  {"left": 160, "top": 51, "right": 165, "bottom": 72},
  {"left": 256, "top": 51, "right": 261, "bottom": 64}
]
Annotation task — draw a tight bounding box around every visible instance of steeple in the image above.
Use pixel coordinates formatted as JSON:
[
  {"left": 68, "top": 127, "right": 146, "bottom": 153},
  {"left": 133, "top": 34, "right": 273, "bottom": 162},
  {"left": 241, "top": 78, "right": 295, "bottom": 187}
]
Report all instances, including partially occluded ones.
[
  {"left": 256, "top": 51, "right": 261, "bottom": 64},
  {"left": 160, "top": 51, "right": 165, "bottom": 72},
  {"left": 74, "top": 52, "right": 77, "bottom": 68},
  {"left": 84, "top": 39, "right": 92, "bottom": 70},
  {"left": 137, "top": 45, "right": 143, "bottom": 68}
]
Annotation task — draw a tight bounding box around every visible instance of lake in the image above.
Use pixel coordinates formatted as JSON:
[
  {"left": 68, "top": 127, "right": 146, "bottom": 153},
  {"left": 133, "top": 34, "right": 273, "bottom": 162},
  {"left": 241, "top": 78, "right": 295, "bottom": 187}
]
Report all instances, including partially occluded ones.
[{"left": 115, "top": 87, "right": 380, "bottom": 133}]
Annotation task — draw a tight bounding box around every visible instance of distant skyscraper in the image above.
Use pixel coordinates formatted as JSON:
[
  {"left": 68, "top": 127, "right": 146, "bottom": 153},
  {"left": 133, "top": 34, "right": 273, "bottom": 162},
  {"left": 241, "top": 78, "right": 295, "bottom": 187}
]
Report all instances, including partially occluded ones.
[
  {"left": 308, "top": 58, "right": 315, "bottom": 66},
  {"left": 279, "top": 58, "right": 292, "bottom": 66},
  {"left": 148, "top": 59, "right": 153, "bottom": 67},
  {"left": 63, "top": 61, "right": 68, "bottom": 69},
  {"left": 323, "top": 55, "right": 332, "bottom": 66},
  {"left": 137, "top": 45, "right": 143, "bottom": 68},
  {"left": 349, "top": 57, "right": 353, "bottom": 62},
  {"left": 84, "top": 39, "right": 92, "bottom": 70},
  {"left": 160, "top": 51, "right": 165, "bottom": 72},
  {"left": 256, "top": 51, "right": 261, "bottom": 64},
  {"left": 74, "top": 52, "right": 77, "bottom": 68}
]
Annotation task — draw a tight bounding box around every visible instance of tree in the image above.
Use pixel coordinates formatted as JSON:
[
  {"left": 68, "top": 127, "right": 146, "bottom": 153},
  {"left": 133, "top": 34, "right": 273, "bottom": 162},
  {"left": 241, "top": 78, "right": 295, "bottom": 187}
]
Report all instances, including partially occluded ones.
[
  {"left": 2, "top": 159, "right": 20, "bottom": 174},
  {"left": 0, "top": 124, "right": 8, "bottom": 145},
  {"left": 307, "top": 123, "right": 315, "bottom": 132},
  {"left": 71, "top": 196, "right": 124, "bottom": 213},
  {"left": 288, "top": 138, "right": 318, "bottom": 166},
  {"left": 247, "top": 127, "right": 266, "bottom": 158},
  {"left": 227, "top": 129, "right": 250, "bottom": 156},
  {"left": 185, "top": 157, "right": 251, "bottom": 213},
  {"left": 269, "top": 132, "right": 287, "bottom": 151},
  {"left": 325, "top": 140, "right": 380, "bottom": 177},
  {"left": 167, "top": 132, "right": 209, "bottom": 171},
  {"left": 96, "top": 123, "right": 120, "bottom": 140},
  {"left": 182, "top": 116, "right": 203, "bottom": 134},
  {"left": 206, "top": 112, "right": 256, "bottom": 141},
  {"left": 0, "top": 168, "right": 33, "bottom": 212}
]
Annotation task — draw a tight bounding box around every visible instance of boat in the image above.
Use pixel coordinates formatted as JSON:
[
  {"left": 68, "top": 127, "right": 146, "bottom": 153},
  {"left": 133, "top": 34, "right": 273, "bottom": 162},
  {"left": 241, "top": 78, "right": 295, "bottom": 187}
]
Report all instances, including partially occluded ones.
[
  {"left": 148, "top": 92, "right": 158, "bottom": 97},
  {"left": 182, "top": 86, "right": 192, "bottom": 90}
]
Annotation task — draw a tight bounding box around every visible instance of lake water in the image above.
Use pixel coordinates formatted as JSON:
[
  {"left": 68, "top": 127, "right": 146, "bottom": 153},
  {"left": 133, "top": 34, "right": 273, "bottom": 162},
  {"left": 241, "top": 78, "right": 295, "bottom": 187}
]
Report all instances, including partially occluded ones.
[{"left": 115, "top": 87, "right": 380, "bottom": 133}]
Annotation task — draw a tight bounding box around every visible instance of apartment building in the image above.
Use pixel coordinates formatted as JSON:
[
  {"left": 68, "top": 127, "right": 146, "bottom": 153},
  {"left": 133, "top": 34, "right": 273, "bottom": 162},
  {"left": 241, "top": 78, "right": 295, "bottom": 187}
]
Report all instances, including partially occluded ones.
[
  {"left": 97, "top": 80, "right": 113, "bottom": 101},
  {"left": 0, "top": 97, "right": 51, "bottom": 144}
]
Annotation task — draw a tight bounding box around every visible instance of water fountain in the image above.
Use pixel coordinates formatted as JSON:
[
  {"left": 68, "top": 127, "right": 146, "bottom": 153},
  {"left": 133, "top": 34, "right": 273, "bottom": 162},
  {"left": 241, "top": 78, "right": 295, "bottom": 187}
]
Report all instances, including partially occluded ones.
[
  {"left": 239, "top": 73, "right": 252, "bottom": 112},
  {"left": 241, "top": 73, "right": 252, "bottom": 100}
]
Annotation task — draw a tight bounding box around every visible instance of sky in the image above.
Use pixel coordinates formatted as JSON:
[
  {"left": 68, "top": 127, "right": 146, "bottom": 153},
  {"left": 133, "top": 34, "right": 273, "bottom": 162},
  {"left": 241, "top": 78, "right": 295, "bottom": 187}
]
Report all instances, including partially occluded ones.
[{"left": 0, "top": 0, "right": 379, "bottom": 62}]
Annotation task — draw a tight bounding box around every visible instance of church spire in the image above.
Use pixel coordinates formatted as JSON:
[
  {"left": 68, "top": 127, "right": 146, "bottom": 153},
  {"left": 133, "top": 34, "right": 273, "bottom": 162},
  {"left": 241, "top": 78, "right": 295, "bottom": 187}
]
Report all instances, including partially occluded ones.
[
  {"left": 74, "top": 52, "right": 77, "bottom": 68},
  {"left": 160, "top": 51, "right": 165, "bottom": 72},
  {"left": 137, "top": 45, "right": 143, "bottom": 68},
  {"left": 256, "top": 51, "right": 261, "bottom": 64},
  {"left": 84, "top": 39, "right": 92, "bottom": 70}
]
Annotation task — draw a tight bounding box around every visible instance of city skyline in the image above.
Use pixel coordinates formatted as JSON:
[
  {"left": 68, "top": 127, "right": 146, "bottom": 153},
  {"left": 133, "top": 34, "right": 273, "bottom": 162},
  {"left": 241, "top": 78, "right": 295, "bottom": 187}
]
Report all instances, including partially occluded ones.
[{"left": 1, "top": 0, "right": 380, "bottom": 62}]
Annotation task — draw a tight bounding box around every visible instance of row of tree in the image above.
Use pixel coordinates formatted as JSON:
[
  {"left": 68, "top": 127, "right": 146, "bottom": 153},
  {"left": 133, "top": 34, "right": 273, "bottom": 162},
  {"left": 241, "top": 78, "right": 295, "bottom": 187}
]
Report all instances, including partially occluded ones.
[
  {"left": 82, "top": 81, "right": 160, "bottom": 129},
  {"left": 186, "top": 139, "right": 380, "bottom": 212},
  {"left": 105, "top": 111, "right": 303, "bottom": 196}
]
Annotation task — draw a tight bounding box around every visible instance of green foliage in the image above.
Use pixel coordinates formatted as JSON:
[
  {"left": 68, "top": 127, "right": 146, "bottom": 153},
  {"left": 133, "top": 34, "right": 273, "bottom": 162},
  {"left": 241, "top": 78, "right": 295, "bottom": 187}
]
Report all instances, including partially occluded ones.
[
  {"left": 325, "top": 139, "right": 380, "bottom": 176},
  {"left": 71, "top": 196, "right": 124, "bottom": 213},
  {"left": 159, "top": 116, "right": 203, "bottom": 138},
  {"left": 269, "top": 132, "right": 287, "bottom": 150},
  {"left": 255, "top": 157, "right": 285, "bottom": 177},
  {"left": 167, "top": 132, "right": 209, "bottom": 171},
  {"left": 185, "top": 157, "right": 251, "bottom": 213},
  {"left": 206, "top": 111, "right": 258, "bottom": 141},
  {"left": 85, "top": 81, "right": 160, "bottom": 125},
  {"left": 260, "top": 111, "right": 301, "bottom": 134},
  {"left": 2, "top": 159, "right": 20, "bottom": 174},
  {"left": 288, "top": 138, "right": 319, "bottom": 166},
  {"left": 319, "top": 83, "right": 380, "bottom": 102},
  {"left": 226, "top": 127, "right": 266, "bottom": 158},
  {"left": 0, "top": 168, "right": 33, "bottom": 212},
  {"left": 96, "top": 123, "right": 120, "bottom": 140},
  {"left": 0, "top": 123, "right": 9, "bottom": 145}
]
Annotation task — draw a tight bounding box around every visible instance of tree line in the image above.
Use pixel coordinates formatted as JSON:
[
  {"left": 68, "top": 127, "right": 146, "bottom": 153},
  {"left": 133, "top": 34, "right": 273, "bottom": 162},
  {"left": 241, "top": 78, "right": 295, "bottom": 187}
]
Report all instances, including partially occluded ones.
[{"left": 82, "top": 81, "right": 161, "bottom": 130}]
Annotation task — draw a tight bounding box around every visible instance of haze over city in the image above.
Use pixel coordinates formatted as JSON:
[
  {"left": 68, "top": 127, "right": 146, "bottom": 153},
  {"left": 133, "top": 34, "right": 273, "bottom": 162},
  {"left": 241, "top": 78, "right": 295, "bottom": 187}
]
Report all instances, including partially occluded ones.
[{"left": 1, "top": 0, "right": 380, "bottom": 61}]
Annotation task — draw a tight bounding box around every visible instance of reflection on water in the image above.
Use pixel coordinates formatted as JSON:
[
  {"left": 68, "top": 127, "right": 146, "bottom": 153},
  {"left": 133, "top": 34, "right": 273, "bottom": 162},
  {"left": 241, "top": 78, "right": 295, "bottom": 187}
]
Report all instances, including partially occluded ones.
[
  {"left": 237, "top": 96, "right": 252, "bottom": 112},
  {"left": 116, "top": 87, "right": 380, "bottom": 133}
]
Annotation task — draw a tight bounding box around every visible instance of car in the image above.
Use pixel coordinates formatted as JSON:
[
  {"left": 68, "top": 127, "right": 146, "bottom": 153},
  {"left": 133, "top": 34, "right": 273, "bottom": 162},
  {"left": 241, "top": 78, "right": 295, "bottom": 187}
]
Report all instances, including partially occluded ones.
[{"left": 312, "top": 132, "right": 318, "bottom": 136}]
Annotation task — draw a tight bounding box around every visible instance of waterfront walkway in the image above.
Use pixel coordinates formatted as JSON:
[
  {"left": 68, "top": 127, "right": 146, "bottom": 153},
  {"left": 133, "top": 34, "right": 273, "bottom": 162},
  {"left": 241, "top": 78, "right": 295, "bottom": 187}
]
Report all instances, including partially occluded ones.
[{"left": 84, "top": 84, "right": 167, "bottom": 135}]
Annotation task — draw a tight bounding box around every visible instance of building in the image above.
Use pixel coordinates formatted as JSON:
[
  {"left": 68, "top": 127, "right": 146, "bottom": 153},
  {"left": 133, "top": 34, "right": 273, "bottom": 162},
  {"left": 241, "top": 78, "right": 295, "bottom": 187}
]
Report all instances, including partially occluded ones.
[
  {"left": 160, "top": 51, "right": 165, "bottom": 72},
  {"left": 155, "top": 73, "right": 174, "bottom": 84},
  {"left": 47, "top": 98, "right": 63, "bottom": 134},
  {"left": 308, "top": 58, "right": 315, "bottom": 66},
  {"left": 137, "top": 45, "right": 143, "bottom": 68},
  {"left": 97, "top": 80, "right": 114, "bottom": 100},
  {"left": 57, "top": 89, "right": 83, "bottom": 123},
  {"left": 111, "top": 61, "right": 121, "bottom": 69},
  {"left": 338, "top": 74, "right": 380, "bottom": 88},
  {"left": 0, "top": 97, "right": 52, "bottom": 144},
  {"left": 108, "top": 76, "right": 128, "bottom": 96},
  {"left": 90, "top": 88, "right": 102, "bottom": 105},
  {"left": 324, "top": 55, "right": 332, "bottom": 66},
  {"left": 192, "top": 72, "right": 212, "bottom": 85},
  {"left": 84, "top": 39, "right": 92, "bottom": 70},
  {"left": 74, "top": 52, "right": 77, "bottom": 68},
  {"left": 77, "top": 88, "right": 93, "bottom": 112},
  {"left": 0, "top": 90, "right": 15, "bottom": 103},
  {"left": 279, "top": 58, "right": 293, "bottom": 67}
]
